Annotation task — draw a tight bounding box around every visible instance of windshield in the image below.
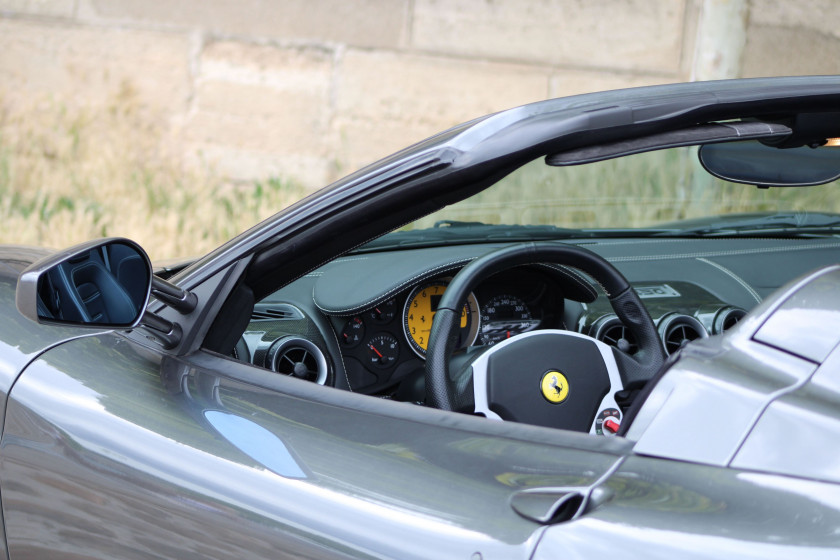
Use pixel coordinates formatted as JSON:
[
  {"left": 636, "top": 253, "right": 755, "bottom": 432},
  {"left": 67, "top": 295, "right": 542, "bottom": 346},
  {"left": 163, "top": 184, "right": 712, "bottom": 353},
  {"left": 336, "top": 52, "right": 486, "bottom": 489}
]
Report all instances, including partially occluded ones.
[{"left": 380, "top": 146, "right": 840, "bottom": 245}]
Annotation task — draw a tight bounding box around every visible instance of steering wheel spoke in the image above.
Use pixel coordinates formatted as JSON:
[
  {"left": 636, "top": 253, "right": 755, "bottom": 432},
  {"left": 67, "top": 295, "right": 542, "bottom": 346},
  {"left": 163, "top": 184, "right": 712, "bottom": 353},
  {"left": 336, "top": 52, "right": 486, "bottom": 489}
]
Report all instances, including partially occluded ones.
[
  {"left": 426, "top": 241, "right": 665, "bottom": 434},
  {"left": 469, "top": 330, "right": 625, "bottom": 433}
]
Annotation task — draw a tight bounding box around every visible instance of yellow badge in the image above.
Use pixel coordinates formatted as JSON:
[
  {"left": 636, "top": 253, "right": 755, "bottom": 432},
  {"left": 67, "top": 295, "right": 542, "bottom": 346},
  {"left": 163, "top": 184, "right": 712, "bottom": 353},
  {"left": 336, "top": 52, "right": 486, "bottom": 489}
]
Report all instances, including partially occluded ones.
[{"left": 540, "top": 371, "right": 569, "bottom": 404}]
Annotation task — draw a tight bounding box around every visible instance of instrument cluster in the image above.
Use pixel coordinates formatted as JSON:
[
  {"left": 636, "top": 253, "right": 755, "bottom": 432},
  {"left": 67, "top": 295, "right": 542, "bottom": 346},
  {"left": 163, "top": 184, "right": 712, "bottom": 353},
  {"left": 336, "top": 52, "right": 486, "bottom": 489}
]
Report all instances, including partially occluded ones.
[{"left": 333, "top": 268, "right": 564, "bottom": 393}]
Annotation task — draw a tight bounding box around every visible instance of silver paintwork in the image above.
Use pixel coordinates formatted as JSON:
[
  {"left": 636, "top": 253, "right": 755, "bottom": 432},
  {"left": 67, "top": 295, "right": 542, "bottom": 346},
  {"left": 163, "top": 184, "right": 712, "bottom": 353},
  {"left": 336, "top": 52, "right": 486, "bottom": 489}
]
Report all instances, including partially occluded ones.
[
  {"left": 628, "top": 343, "right": 815, "bottom": 464},
  {"left": 753, "top": 267, "right": 840, "bottom": 363},
  {"left": 534, "top": 455, "right": 840, "bottom": 560},
  {"left": 732, "top": 340, "right": 840, "bottom": 483},
  {"left": 1, "top": 333, "right": 626, "bottom": 559},
  {"left": 629, "top": 265, "right": 840, "bottom": 472}
]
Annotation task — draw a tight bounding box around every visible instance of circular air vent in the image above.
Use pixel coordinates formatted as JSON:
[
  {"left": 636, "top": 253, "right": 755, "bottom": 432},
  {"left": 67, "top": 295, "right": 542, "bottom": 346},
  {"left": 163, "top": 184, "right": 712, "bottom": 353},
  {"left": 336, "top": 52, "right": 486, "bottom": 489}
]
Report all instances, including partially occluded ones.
[
  {"left": 591, "top": 315, "right": 638, "bottom": 354},
  {"left": 658, "top": 314, "right": 708, "bottom": 355},
  {"left": 713, "top": 306, "right": 746, "bottom": 334},
  {"left": 265, "top": 337, "right": 329, "bottom": 385}
]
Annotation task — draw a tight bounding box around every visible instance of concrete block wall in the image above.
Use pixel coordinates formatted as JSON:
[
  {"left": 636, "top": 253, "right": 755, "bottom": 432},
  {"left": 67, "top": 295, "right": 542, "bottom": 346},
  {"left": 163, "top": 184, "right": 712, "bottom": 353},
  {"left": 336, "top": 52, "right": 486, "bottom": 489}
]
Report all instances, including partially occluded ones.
[{"left": 1, "top": 0, "right": 838, "bottom": 189}]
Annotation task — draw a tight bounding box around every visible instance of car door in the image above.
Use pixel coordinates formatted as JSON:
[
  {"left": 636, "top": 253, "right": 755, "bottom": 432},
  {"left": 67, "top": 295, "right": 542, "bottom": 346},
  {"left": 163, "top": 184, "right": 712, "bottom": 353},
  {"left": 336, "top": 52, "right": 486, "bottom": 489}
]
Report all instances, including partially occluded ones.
[{"left": 0, "top": 329, "right": 631, "bottom": 559}]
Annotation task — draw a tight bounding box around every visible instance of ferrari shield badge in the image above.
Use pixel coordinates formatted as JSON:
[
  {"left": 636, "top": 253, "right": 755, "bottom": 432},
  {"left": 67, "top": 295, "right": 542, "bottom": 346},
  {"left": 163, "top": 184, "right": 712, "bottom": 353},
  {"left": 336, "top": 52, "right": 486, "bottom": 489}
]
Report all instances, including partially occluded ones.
[{"left": 540, "top": 371, "right": 569, "bottom": 404}]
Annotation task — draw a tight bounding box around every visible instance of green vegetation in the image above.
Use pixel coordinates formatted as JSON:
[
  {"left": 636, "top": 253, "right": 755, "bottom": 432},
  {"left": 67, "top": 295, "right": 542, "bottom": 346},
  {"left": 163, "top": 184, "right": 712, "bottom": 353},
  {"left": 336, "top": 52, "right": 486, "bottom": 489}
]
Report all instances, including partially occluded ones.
[
  {"left": 410, "top": 148, "right": 840, "bottom": 231},
  {"left": 4, "top": 90, "right": 839, "bottom": 261},
  {"left": 0, "top": 92, "right": 309, "bottom": 261}
]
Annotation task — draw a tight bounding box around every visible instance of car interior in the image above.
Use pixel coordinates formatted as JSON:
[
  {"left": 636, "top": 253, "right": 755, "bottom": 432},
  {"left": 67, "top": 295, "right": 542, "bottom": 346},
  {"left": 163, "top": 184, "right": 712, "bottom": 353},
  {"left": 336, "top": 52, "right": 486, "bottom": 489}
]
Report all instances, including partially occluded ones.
[{"left": 199, "top": 126, "right": 840, "bottom": 436}]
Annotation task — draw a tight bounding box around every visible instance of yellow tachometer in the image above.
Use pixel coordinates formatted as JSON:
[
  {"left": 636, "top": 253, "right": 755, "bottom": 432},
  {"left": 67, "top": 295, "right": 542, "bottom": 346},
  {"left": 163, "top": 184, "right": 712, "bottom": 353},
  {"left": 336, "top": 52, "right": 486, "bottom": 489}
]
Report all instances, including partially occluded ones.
[{"left": 402, "top": 279, "right": 479, "bottom": 358}]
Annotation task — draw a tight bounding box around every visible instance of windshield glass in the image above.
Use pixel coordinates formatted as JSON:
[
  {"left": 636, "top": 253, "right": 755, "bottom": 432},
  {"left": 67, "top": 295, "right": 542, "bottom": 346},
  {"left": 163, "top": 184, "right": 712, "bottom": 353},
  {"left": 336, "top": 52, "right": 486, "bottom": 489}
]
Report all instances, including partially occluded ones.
[{"left": 393, "top": 146, "right": 840, "bottom": 239}]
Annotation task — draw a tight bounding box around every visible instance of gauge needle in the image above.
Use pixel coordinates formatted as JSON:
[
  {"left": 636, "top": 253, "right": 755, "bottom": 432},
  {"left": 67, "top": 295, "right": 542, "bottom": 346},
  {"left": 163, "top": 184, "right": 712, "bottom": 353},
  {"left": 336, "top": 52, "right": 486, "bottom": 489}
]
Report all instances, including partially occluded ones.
[{"left": 369, "top": 344, "right": 383, "bottom": 358}]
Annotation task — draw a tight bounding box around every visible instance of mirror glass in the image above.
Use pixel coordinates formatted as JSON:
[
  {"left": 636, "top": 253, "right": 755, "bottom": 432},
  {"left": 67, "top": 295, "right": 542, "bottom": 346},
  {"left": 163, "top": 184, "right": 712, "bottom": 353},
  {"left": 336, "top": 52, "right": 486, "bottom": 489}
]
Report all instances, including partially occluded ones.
[
  {"left": 35, "top": 241, "right": 151, "bottom": 327},
  {"left": 699, "top": 141, "right": 840, "bottom": 187}
]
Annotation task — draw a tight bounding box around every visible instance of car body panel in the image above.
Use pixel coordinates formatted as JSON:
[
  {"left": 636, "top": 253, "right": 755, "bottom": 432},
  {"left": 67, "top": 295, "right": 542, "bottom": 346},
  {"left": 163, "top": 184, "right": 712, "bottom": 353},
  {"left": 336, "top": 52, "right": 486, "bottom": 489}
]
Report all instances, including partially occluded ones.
[
  {"left": 629, "top": 343, "right": 814, "bottom": 466},
  {"left": 0, "top": 247, "right": 96, "bottom": 418},
  {"left": 732, "top": 326, "right": 840, "bottom": 484},
  {"left": 0, "top": 247, "right": 102, "bottom": 560},
  {"left": 0, "top": 248, "right": 82, "bottom": 383},
  {"left": 627, "top": 265, "right": 840, "bottom": 474},
  {"left": 534, "top": 455, "right": 840, "bottom": 559},
  {"left": 0, "top": 330, "right": 631, "bottom": 559}
]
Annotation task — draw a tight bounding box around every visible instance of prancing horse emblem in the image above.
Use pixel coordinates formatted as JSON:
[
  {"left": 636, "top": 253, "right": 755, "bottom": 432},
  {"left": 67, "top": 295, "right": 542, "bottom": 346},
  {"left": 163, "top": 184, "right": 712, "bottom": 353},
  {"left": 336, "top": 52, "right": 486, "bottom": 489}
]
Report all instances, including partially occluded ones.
[{"left": 540, "top": 371, "right": 569, "bottom": 404}]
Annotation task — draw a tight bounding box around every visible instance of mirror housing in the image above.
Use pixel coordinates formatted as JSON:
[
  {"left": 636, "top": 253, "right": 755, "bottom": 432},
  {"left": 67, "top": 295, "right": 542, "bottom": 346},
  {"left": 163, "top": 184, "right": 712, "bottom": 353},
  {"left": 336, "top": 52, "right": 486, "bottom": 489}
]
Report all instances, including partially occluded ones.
[
  {"left": 16, "top": 238, "right": 152, "bottom": 329},
  {"left": 699, "top": 141, "right": 840, "bottom": 187}
]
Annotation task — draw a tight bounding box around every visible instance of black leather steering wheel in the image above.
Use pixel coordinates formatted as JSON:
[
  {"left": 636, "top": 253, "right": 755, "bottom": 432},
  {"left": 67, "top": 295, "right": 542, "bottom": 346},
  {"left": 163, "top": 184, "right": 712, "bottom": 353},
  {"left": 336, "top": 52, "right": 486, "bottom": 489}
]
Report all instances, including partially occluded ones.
[{"left": 425, "top": 242, "right": 665, "bottom": 433}]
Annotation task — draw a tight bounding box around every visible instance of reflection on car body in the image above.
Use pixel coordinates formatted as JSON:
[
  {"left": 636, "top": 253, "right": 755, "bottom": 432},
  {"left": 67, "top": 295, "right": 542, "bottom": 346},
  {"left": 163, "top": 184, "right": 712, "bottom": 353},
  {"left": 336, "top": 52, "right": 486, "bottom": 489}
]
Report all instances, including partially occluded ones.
[{"left": 4, "top": 76, "right": 840, "bottom": 559}]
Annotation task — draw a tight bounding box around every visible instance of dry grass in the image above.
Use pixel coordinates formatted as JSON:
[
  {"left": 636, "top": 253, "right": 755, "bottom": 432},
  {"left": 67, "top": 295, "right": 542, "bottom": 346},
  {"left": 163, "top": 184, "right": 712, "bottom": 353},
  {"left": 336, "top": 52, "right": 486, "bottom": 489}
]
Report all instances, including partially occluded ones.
[
  {"left": 4, "top": 89, "right": 839, "bottom": 263},
  {"left": 0, "top": 89, "right": 308, "bottom": 261},
  {"left": 411, "top": 148, "right": 840, "bottom": 230}
]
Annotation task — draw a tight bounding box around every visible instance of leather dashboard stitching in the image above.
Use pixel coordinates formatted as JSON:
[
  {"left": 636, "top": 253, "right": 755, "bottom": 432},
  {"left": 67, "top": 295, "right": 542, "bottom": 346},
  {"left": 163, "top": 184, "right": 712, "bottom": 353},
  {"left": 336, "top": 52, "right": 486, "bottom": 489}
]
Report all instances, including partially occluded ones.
[
  {"left": 525, "top": 262, "right": 612, "bottom": 297},
  {"left": 314, "top": 257, "right": 475, "bottom": 314},
  {"left": 331, "top": 256, "right": 372, "bottom": 264},
  {"left": 316, "top": 258, "right": 611, "bottom": 315},
  {"left": 604, "top": 241, "right": 840, "bottom": 262},
  {"left": 315, "top": 240, "right": 840, "bottom": 314},
  {"left": 532, "top": 263, "right": 599, "bottom": 300},
  {"left": 696, "top": 257, "right": 762, "bottom": 304}
]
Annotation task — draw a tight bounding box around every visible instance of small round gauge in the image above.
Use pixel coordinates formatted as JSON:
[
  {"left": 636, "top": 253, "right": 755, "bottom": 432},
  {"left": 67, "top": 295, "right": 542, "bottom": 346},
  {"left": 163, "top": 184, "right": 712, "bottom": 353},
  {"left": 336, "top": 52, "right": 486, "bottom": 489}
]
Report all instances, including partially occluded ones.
[
  {"left": 339, "top": 316, "right": 365, "bottom": 348},
  {"left": 367, "top": 333, "right": 399, "bottom": 368},
  {"left": 403, "top": 280, "right": 480, "bottom": 358},
  {"left": 368, "top": 299, "right": 397, "bottom": 324},
  {"left": 479, "top": 294, "right": 539, "bottom": 346}
]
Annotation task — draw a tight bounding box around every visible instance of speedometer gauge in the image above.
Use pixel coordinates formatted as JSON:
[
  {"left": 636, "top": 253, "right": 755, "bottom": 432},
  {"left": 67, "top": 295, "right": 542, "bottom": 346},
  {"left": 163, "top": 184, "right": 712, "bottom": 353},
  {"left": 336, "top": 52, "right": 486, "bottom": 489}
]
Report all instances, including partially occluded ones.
[
  {"left": 479, "top": 294, "right": 539, "bottom": 346},
  {"left": 403, "top": 280, "right": 479, "bottom": 358}
]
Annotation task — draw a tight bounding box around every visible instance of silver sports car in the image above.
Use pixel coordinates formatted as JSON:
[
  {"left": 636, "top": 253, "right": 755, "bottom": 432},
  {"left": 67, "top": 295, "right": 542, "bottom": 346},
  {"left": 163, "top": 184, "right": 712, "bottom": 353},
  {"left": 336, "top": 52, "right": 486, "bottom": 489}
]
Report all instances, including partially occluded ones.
[{"left": 4, "top": 76, "right": 840, "bottom": 559}]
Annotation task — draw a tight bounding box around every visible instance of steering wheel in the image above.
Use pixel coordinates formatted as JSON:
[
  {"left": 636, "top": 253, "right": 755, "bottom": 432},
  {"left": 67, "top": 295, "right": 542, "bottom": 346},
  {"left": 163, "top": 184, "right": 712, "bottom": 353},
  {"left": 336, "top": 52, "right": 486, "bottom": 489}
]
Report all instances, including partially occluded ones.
[{"left": 425, "top": 242, "right": 666, "bottom": 433}]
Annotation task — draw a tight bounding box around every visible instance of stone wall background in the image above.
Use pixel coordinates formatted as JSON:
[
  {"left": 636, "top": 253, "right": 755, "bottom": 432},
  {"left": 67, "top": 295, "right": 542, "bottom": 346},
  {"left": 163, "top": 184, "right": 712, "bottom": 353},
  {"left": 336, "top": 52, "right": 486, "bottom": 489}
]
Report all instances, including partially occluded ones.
[
  {"left": 0, "top": 0, "right": 840, "bottom": 259},
  {"left": 1, "top": 0, "right": 839, "bottom": 191}
]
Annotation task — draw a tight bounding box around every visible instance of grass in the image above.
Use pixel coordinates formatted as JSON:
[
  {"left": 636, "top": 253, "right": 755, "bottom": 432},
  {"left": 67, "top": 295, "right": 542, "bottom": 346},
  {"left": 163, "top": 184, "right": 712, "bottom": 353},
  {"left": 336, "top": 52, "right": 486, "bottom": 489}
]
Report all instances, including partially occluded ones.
[
  {"left": 0, "top": 90, "right": 309, "bottom": 261},
  {"left": 4, "top": 88, "right": 839, "bottom": 262},
  {"left": 409, "top": 148, "right": 840, "bottom": 230}
]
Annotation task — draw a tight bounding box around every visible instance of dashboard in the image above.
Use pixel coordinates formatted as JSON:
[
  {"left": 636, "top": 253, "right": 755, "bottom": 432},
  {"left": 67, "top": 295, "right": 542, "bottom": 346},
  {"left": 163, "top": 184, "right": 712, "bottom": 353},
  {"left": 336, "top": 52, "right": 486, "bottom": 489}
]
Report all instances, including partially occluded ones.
[
  {"left": 328, "top": 266, "right": 568, "bottom": 394},
  {"left": 233, "top": 236, "right": 840, "bottom": 399}
]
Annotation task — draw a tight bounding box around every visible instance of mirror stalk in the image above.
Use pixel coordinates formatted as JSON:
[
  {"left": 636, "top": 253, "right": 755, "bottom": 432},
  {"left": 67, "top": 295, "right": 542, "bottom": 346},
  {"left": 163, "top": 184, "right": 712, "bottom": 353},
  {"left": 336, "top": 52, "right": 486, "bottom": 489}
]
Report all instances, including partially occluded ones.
[
  {"left": 151, "top": 276, "right": 197, "bottom": 314},
  {"left": 140, "top": 311, "right": 182, "bottom": 349}
]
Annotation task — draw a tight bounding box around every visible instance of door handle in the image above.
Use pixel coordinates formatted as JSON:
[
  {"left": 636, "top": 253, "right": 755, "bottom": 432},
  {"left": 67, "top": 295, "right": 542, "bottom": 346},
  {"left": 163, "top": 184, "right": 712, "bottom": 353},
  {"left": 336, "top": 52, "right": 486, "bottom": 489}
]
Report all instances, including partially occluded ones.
[{"left": 510, "top": 484, "right": 614, "bottom": 524}]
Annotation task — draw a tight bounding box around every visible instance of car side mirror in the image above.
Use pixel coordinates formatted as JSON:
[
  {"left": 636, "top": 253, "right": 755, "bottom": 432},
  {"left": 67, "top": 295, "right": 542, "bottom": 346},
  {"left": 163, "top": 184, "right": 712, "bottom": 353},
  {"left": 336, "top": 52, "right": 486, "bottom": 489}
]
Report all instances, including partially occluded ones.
[{"left": 16, "top": 238, "right": 152, "bottom": 329}]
